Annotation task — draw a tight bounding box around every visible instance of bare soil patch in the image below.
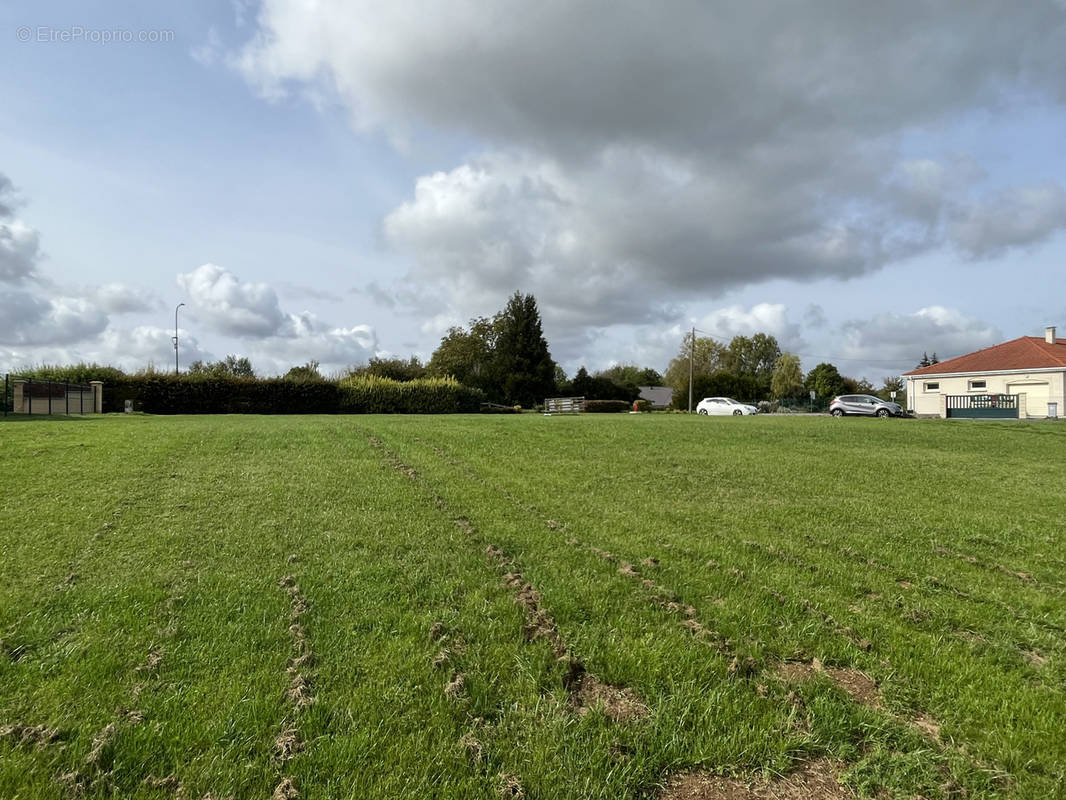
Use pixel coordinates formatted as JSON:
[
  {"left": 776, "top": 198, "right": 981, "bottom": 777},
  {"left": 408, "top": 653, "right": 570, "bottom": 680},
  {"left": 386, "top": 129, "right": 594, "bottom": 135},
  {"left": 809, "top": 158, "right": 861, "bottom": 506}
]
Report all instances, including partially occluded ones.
[
  {"left": 444, "top": 672, "right": 466, "bottom": 700},
  {"left": 1023, "top": 650, "right": 1048, "bottom": 668},
  {"left": 286, "top": 668, "right": 315, "bottom": 708},
  {"left": 0, "top": 723, "right": 62, "bottom": 748},
  {"left": 142, "top": 774, "right": 181, "bottom": 791},
  {"left": 135, "top": 650, "right": 163, "bottom": 673},
  {"left": 498, "top": 773, "right": 525, "bottom": 798},
  {"left": 661, "top": 759, "right": 853, "bottom": 799},
  {"left": 272, "top": 777, "right": 299, "bottom": 800},
  {"left": 85, "top": 723, "right": 116, "bottom": 767},
  {"left": 460, "top": 732, "right": 484, "bottom": 763},
  {"left": 568, "top": 673, "right": 648, "bottom": 723},
  {"left": 774, "top": 660, "right": 881, "bottom": 709},
  {"left": 274, "top": 728, "right": 303, "bottom": 762},
  {"left": 913, "top": 714, "right": 941, "bottom": 740}
]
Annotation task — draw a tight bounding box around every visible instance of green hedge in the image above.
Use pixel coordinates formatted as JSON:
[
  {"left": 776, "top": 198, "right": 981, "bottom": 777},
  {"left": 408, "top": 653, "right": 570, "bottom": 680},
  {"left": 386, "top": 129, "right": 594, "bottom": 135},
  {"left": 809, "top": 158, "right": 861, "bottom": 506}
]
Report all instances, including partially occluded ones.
[
  {"left": 584, "top": 399, "right": 631, "bottom": 413},
  {"left": 102, "top": 375, "right": 340, "bottom": 414},
  {"left": 91, "top": 374, "right": 483, "bottom": 414},
  {"left": 338, "top": 375, "right": 483, "bottom": 414}
]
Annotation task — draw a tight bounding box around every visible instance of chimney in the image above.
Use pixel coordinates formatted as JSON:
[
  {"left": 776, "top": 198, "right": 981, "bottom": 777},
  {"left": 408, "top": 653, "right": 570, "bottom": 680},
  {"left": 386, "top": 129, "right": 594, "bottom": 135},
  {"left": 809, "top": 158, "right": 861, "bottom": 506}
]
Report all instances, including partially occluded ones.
[{"left": 1046, "top": 326, "right": 1057, "bottom": 344}]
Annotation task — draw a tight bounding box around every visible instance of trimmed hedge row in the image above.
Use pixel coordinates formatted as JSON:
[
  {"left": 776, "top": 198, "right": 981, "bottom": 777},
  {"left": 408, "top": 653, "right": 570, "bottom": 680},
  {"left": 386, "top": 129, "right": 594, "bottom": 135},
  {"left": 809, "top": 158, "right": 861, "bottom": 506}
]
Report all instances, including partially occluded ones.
[
  {"left": 584, "top": 399, "right": 632, "bottom": 413},
  {"left": 99, "top": 374, "right": 484, "bottom": 414},
  {"left": 103, "top": 376, "right": 340, "bottom": 414},
  {"left": 338, "top": 376, "right": 483, "bottom": 414}
]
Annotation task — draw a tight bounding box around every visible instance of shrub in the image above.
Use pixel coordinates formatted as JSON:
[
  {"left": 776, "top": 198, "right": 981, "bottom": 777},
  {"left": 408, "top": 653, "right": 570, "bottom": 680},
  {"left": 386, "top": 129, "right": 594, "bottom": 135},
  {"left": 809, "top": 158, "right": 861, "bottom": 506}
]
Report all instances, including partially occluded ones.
[
  {"left": 338, "top": 375, "right": 483, "bottom": 414},
  {"left": 17, "top": 363, "right": 127, "bottom": 384},
  {"left": 584, "top": 400, "right": 631, "bottom": 413}
]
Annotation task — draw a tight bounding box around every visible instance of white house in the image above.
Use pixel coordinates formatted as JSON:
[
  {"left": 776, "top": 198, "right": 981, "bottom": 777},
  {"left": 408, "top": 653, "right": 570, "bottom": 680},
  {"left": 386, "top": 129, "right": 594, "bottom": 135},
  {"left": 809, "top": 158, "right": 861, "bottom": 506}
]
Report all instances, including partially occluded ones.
[{"left": 904, "top": 326, "right": 1065, "bottom": 419}]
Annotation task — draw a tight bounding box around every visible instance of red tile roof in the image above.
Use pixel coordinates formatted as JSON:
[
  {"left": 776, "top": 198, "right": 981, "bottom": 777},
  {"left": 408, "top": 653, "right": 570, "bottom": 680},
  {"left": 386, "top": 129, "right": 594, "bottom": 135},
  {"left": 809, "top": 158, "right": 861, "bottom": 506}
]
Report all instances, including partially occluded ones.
[{"left": 904, "top": 336, "right": 1066, "bottom": 376}]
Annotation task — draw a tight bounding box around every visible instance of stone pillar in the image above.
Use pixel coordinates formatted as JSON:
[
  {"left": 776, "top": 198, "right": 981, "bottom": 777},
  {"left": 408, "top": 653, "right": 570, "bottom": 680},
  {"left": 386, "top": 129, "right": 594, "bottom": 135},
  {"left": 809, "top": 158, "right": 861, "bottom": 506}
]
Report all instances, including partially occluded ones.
[
  {"left": 939, "top": 393, "right": 947, "bottom": 419},
  {"left": 13, "top": 380, "right": 25, "bottom": 414},
  {"left": 1017, "top": 393, "right": 1027, "bottom": 420},
  {"left": 90, "top": 381, "right": 103, "bottom": 414}
]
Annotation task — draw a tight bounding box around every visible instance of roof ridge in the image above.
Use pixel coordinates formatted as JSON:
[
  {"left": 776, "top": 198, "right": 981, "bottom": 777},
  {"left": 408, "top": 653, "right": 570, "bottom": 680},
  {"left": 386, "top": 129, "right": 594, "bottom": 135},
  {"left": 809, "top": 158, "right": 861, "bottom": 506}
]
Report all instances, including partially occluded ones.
[{"left": 902, "top": 333, "right": 1066, "bottom": 375}]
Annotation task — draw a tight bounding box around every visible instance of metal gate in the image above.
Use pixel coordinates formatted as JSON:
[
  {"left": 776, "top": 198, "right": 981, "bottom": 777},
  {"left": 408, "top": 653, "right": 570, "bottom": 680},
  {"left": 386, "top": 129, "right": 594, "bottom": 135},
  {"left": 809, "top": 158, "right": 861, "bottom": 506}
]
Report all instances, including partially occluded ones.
[
  {"left": 3, "top": 375, "right": 99, "bottom": 416},
  {"left": 945, "top": 394, "right": 1018, "bottom": 419}
]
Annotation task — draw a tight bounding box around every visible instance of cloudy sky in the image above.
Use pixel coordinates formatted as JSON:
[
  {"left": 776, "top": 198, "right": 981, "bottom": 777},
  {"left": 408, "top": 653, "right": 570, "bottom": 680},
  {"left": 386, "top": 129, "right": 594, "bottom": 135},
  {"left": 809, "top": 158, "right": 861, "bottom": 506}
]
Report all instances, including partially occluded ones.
[{"left": 3, "top": 1, "right": 1066, "bottom": 381}]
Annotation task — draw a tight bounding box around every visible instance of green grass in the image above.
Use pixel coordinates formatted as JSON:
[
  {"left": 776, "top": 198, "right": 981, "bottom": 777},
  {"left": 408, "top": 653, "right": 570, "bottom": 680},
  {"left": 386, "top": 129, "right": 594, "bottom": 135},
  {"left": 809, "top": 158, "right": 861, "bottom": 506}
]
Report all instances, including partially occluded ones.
[{"left": 1, "top": 413, "right": 1064, "bottom": 799}]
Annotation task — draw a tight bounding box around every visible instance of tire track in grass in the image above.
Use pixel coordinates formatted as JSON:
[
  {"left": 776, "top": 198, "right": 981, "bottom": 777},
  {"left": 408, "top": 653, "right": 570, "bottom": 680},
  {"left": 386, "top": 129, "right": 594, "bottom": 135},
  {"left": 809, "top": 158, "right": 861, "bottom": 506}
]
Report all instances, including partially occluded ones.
[
  {"left": 49, "top": 565, "right": 192, "bottom": 798},
  {"left": 609, "top": 536, "right": 1022, "bottom": 785},
  {"left": 402, "top": 433, "right": 1025, "bottom": 784},
  {"left": 804, "top": 534, "right": 1066, "bottom": 636},
  {"left": 744, "top": 537, "right": 1065, "bottom": 675},
  {"left": 796, "top": 533, "right": 1066, "bottom": 666},
  {"left": 405, "top": 435, "right": 902, "bottom": 719},
  {"left": 365, "top": 432, "right": 648, "bottom": 798},
  {"left": 268, "top": 572, "right": 317, "bottom": 800},
  {"left": 410, "top": 434, "right": 872, "bottom": 666},
  {"left": 424, "top": 619, "right": 525, "bottom": 798}
]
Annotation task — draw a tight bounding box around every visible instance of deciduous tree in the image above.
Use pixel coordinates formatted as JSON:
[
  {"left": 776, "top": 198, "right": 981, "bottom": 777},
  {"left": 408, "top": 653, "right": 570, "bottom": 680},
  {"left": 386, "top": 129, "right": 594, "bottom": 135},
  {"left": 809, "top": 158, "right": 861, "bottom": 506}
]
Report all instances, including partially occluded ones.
[
  {"left": 770, "top": 353, "right": 804, "bottom": 399},
  {"left": 664, "top": 333, "right": 726, "bottom": 397},
  {"left": 187, "top": 355, "right": 254, "bottom": 378},
  {"left": 805, "top": 362, "right": 845, "bottom": 402},
  {"left": 428, "top": 316, "right": 499, "bottom": 397}
]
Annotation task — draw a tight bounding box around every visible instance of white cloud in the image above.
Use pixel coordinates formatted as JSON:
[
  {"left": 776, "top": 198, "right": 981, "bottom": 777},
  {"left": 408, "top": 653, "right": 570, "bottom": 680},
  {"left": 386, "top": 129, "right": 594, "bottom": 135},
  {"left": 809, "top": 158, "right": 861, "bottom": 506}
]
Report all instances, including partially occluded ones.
[
  {"left": 191, "top": 26, "right": 225, "bottom": 67},
  {"left": 236, "top": 2, "right": 1066, "bottom": 152},
  {"left": 1, "top": 326, "right": 213, "bottom": 375},
  {"left": 695, "top": 303, "right": 801, "bottom": 344},
  {"left": 92, "top": 283, "right": 161, "bottom": 314},
  {"left": 0, "top": 291, "right": 108, "bottom": 346},
  {"left": 176, "top": 263, "right": 377, "bottom": 374},
  {"left": 234, "top": 1, "right": 1066, "bottom": 351},
  {"left": 98, "top": 326, "right": 212, "bottom": 372},
  {"left": 178, "top": 263, "right": 290, "bottom": 337},
  {"left": 804, "top": 304, "right": 828, "bottom": 329},
  {"left": 949, "top": 182, "right": 1066, "bottom": 259},
  {"left": 0, "top": 173, "right": 16, "bottom": 219},
  {"left": 0, "top": 173, "right": 41, "bottom": 284},
  {"left": 245, "top": 324, "right": 377, "bottom": 376},
  {"left": 0, "top": 218, "right": 42, "bottom": 283},
  {"left": 839, "top": 306, "right": 1002, "bottom": 368}
]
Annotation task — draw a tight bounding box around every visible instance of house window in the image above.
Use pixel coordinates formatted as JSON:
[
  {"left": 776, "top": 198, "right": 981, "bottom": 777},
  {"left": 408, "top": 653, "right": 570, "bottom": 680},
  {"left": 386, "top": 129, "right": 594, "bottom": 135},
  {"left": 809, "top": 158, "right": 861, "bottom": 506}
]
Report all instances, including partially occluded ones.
[
  {"left": 969, "top": 380, "right": 987, "bottom": 391},
  {"left": 924, "top": 382, "right": 940, "bottom": 391}
]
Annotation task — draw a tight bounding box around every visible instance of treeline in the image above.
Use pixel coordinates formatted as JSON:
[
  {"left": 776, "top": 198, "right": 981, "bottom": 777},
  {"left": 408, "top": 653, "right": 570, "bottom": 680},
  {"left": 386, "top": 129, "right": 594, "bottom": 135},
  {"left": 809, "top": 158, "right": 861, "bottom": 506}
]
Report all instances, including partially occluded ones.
[
  {"left": 14, "top": 293, "right": 909, "bottom": 414},
  {"left": 664, "top": 331, "right": 904, "bottom": 408}
]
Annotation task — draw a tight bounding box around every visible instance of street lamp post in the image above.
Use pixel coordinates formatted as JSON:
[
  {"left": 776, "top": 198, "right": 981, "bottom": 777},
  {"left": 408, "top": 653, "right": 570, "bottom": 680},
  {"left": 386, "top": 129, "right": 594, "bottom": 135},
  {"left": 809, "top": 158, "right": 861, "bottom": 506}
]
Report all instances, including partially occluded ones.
[
  {"left": 688, "top": 325, "right": 695, "bottom": 413},
  {"left": 173, "top": 303, "right": 185, "bottom": 375}
]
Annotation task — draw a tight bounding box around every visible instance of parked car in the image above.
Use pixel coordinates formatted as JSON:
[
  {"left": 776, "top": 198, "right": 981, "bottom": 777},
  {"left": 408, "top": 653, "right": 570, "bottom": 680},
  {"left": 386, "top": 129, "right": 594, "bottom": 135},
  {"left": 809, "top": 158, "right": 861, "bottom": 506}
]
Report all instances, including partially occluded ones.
[
  {"left": 696, "top": 397, "right": 759, "bottom": 416},
  {"left": 829, "top": 394, "right": 903, "bottom": 417}
]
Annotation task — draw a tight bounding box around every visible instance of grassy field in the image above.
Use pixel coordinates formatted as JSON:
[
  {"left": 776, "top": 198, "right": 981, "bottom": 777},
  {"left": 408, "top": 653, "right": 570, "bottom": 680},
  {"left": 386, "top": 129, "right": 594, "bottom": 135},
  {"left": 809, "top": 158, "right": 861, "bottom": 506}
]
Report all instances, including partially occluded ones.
[{"left": 1, "top": 413, "right": 1064, "bottom": 799}]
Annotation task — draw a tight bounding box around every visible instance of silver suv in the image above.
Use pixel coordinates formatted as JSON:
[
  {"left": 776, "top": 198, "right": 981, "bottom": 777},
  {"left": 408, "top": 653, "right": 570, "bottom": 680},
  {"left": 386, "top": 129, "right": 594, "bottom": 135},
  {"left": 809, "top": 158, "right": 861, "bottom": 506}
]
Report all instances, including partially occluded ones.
[{"left": 829, "top": 394, "right": 903, "bottom": 417}]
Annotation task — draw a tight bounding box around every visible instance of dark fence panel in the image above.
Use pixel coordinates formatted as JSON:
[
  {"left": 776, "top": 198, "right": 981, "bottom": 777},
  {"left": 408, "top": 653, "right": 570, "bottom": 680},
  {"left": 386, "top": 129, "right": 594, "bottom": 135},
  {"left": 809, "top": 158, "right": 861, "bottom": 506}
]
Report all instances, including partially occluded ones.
[
  {"left": 3, "top": 375, "right": 97, "bottom": 416},
  {"left": 945, "top": 394, "right": 1018, "bottom": 419}
]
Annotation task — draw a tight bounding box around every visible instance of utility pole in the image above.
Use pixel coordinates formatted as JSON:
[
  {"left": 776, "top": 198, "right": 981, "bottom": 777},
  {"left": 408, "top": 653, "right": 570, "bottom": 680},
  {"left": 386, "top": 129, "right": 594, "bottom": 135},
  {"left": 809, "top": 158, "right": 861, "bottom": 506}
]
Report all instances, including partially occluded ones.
[
  {"left": 688, "top": 325, "right": 694, "bottom": 413},
  {"left": 173, "top": 302, "right": 185, "bottom": 375}
]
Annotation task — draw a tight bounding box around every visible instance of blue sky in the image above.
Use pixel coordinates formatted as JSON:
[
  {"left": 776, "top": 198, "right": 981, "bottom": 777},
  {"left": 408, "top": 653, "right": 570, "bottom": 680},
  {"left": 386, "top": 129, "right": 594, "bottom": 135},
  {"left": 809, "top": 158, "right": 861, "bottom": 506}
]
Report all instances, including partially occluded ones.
[{"left": 3, "top": 1, "right": 1066, "bottom": 381}]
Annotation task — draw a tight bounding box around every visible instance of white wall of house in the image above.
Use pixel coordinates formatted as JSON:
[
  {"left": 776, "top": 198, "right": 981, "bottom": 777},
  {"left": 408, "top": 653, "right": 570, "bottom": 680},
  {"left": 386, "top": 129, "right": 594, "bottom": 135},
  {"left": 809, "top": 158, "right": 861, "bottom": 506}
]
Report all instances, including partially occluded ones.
[{"left": 906, "top": 370, "right": 1065, "bottom": 418}]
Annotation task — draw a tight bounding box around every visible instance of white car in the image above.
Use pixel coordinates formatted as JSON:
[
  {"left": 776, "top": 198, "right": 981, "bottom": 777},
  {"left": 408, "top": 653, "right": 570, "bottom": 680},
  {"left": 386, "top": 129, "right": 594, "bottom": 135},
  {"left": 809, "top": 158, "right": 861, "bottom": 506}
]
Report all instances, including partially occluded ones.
[{"left": 696, "top": 397, "right": 759, "bottom": 416}]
